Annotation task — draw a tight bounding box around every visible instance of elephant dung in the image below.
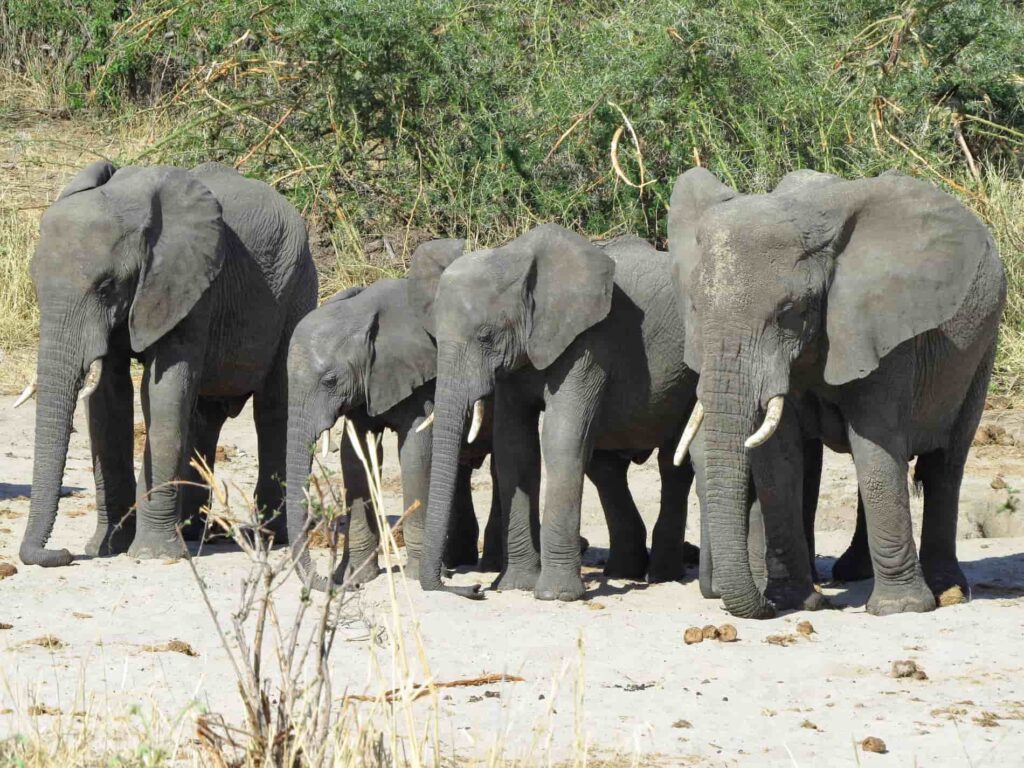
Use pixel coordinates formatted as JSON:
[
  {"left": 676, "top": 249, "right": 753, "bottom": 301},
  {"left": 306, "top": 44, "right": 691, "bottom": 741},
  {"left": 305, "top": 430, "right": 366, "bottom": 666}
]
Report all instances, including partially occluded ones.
[
  {"left": 683, "top": 627, "right": 704, "bottom": 645},
  {"left": 701, "top": 624, "right": 720, "bottom": 640},
  {"left": 861, "top": 737, "right": 888, "bottom": 754},
  {"left": 891, "top": 660, "right": 928, "bottom": 680},
  {"left": 717, "top": 624, "right": 738, "bottom": 642},
  {"left": 0, "top": 562, "right": 17, "bottom": 580},
  {"left": 796, "top": 620, "right": 816, "bottom": 637}
]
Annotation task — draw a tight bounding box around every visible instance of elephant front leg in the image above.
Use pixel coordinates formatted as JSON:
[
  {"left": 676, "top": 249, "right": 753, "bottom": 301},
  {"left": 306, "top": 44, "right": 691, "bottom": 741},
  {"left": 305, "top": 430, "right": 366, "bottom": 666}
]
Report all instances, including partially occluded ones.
[
  {"left": 534, "top": 409, "right": 597, "bottom": 602},
  {"left": 831, "top": 493, "right": 873, "bottom": 582},
  {"left": 478, "top": 460, "right": 503, "bottom": 572},
  {"left": 491, "top": 386, "right": 541, "bottom": 592},
  {"left": 847, "top": 425, "right": 935, "bottom": 615},
  {"left": 129, "top": 357, "right": 200, "bottom": 560},
  {"left": 85, "top": 355, "right": 136, "bottom": 557},
  {"left": 340, "top": 427, "right": 382, "bottom": 585},
  {"left": 647, "top": 445, "right": 696, "bottom": 583}
]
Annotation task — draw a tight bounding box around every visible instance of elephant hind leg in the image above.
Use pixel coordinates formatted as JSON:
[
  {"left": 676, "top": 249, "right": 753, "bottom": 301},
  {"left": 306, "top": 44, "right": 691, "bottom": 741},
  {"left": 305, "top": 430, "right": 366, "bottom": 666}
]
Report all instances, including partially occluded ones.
[
  {"left": 179, "top": 398, "right": 230, "bottom": 542},
  {"left": 918, "top": 342, "right": 994, "bottom": 604},
  {"left": 443, "top": 463, "right": 481, "bottom": 568},
  {"left": 253, "top": 356, "right": 290, "bottom": 544},
  {"left": 586, "top": 451, "right": 648, "bottom": 581},
  {"left": 831, "top": 493, "right": 873, "bottom": 582},
  {"left": 647, "top": 445, "right": 695, "bottom": 583}
]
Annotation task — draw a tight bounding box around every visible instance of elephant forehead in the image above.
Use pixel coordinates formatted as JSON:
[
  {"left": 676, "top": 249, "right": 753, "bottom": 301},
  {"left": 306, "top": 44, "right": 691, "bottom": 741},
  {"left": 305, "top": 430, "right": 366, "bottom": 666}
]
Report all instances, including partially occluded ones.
[{"left": 35, "top": 199, "right": 124, "bottom": 283}]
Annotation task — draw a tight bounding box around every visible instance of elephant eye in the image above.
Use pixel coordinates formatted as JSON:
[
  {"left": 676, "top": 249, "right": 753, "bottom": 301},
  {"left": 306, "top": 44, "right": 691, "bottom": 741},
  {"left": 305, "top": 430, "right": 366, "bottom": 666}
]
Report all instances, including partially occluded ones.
[
  {"left": 778, "top": 300, "right": 806, "bottom": 334},
  {"left": 96, "top": 277, "right": 116, "bottom": 302}
]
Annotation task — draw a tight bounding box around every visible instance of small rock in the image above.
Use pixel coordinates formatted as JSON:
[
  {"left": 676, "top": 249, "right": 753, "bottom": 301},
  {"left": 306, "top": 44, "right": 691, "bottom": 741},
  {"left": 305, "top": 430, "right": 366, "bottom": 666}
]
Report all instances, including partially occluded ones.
[
  {"left": 861, "top": 737, "right": 887, "bottom": 754},
  {"left": 586, "top": 601, "right": 606, "bottom": 610},
  {"left": 701, "top": 625, "right": 720, "bottom": 640},
  {"left": 0, "top": 563, "right": 16, "bottom": 580},
  {"left": 718, "top": 624, "right": 738, "bottom": 642},
  {"left": 0, "top": 623, "right": 12, "bottom": 630},
  {"left": 683, "top": 627, "right": 704, "bottom": 645},
  {"left": 800, "top": 719, "right": 819, "bottom": 730},
  {"left": 483, "top": 690, "right": 500, "bottom": 699},
  {"left": 796, "top": 621, "right": 815, "bottom": 637},
  {"left": 891, "top": 660, "right": 928, "bottom": 680},
  {"left": 991, "top": 474, "right": 1008, "bottom": 490},
  {"left": 672, "top": 719, "right": 693, "bottom": 729}
]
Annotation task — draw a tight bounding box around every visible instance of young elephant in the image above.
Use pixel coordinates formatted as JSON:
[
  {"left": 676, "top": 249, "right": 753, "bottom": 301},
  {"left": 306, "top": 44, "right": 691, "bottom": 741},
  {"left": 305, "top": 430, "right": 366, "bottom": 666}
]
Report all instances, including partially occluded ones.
[
  {"left": 285, "top": 253, "right": 501, "bottom": 590},
  {"left": 413, "top": 226, "right": 699, "bottom": 601},
  {"left": 671, "top": 167, "right": 1004, "bottom": 618},
  {"left": 20, "top": 161, "right": 317, "bottom": 566}
]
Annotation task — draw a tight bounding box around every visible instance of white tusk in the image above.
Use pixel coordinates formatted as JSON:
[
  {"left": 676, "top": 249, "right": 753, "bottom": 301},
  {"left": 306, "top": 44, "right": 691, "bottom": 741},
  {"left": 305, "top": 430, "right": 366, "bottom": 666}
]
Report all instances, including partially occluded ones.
[
  {"left": 467, "top": 399, "right": 484, "bottom": 444},
  {"left": 78, "top": 358, "right": 103, "bottom": 401},
  {"left": 321, "top": 430, "right": 331, "bottom": 459},
  {"left": 415, "top": 412, "right": 435, "bottom": 433},
  {"left": 12, "top": 381, "right": 37, "bottom": 409},
  {"left": 673, "top": 401, "right": 704, "bottom": 466},
  {"left": 745, "top": 395, "right": 785, "bottom": 449}
]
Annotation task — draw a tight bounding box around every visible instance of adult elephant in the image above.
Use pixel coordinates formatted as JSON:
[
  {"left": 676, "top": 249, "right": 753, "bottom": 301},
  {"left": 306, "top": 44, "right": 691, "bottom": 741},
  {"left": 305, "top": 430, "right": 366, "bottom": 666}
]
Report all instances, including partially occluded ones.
[
  {"left": 20, "top": 160, "right": 317, "bottom": 566},
  {"left": 413, "top": 225, "right": 699, "bottom": 601},
  {"left": 285, "top": 246, "right": 501, "bottom": 590},
  {"left": 671, "top": 167, "right": 1004, "bottom": 618}
]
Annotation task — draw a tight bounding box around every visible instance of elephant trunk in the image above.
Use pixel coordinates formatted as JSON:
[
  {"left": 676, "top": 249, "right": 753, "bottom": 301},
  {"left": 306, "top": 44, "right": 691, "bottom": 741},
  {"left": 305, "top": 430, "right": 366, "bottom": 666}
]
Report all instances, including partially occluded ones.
[
  {"left": 700, "top": 348, "right": 775, "bottom": 619},
  {"left": 21, "top": 335, "right": 83, "bottom": 567},
  {"left": 420, "top": 343, "right": 483, "bottom": 598},
  {"left": 285, "top": 403, "right": 330, "bottom": 591}
]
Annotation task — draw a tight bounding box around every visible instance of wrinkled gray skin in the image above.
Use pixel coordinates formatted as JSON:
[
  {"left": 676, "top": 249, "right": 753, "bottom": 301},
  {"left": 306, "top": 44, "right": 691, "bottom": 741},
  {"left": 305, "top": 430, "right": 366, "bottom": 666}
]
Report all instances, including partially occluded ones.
[
  {"left": 285, "top": 265, "right": 502, "bottom": 591},
  {"left": 672, "top": 167, "right": 1005, "bottom": 618},
  {"left": 415, "top": 225, "right": 699, "bottom": 601},
  {"left": 22, "top": 160, "right": 317, "bottom": 566}
]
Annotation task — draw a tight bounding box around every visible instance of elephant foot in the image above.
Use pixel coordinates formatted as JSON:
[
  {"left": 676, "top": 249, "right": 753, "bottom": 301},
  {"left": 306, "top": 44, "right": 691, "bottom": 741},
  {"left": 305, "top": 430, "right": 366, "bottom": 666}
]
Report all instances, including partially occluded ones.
[
  {"left": 766, "top": 580, "right": 832, "bottom": 612},
  {"left": 866, "top": 577, "right": 937, "bottom": 616},
  {"left": 922, "top": 559, "right": 971, "bottom": 605},
  {"left": 579, "top": 536, "right": 590, "bottom": 555},
  {"left": 534, "top": 567, "right": 586, "bottom": 602},
  {"left": 259, "top": 513, "right": 289, "bottom": 547},
  {"left": 85, "top": 522, "right": 134, "bottom": 558},
  {"left": 345, "top": 549, "right": 381, "bottom": 585},
  {"left": 604, "top": 544, "right": 648, "bottom": 581},
  {"left": 443, "top": 540, "right": 480, "bottom": 570},
  {"left": 648, "top": 541, "right": 699, "bottom": 583},
  {"left": 832, "top": 544, "right": 873, "bottom": 582},
  {"left": 492, "top": 563, "right": 540, "bottom": 592},
  {"left": 128, "top": 532, "right": 185, "bottom": 560}
]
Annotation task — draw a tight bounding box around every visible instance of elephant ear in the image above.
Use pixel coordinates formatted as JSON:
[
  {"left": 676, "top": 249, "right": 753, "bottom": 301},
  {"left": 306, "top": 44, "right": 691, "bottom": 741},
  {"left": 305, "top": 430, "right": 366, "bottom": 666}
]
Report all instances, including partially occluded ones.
[
  {"left": 406, "top": 238, "right": 466, "bottom": 336},
  {"left": 772, "top": 169, "right": 841, "bottom": 195},
  {"left": 58, "top": 160, "right": 117, "bottom": 200},
  {"left": 820, "top": 174, "right": 992, "bottom": 385},
  {"left": 520, "top": 223, "right": 615, "bottom": 371},
  {"left": 324, "top": 285, "right": 366, "bottom": 305},
  {"left": 365, "top": 279, "right": 439, "bottom": 416},
  {"left": 668, "top": 168, "right": 738, "bottom": 373},
  {"left": 108, "top": 168, "right": 225, "bottom": 353}
]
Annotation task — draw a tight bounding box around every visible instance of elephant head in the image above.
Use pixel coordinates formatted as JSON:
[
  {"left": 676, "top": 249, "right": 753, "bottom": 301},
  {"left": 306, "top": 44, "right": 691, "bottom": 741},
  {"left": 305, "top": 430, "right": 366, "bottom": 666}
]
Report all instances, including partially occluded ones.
[
  {"left": 670, "top": 167, "right": 994, "bottom": 617},
  {"left": 285, "top": 259, "right": 457, "bottom": 588},
  {"left": 408, "top": 223, "right": 615, "bottom": 595},
  {"left": 22, "top": 161, "right": 225, "bottom": 567}
]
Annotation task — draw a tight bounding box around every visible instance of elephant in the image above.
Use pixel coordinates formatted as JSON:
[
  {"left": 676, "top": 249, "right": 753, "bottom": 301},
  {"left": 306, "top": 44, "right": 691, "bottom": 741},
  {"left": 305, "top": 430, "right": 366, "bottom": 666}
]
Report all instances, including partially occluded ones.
[
  {"left": 284, "top": 249, "right": 503, "bottom": 590},
  {"left": 412, "top": 225, "right": 700, "bottom": 601},
  {"left": 20, "top": 160, "right": 317, "bottom": 567},
  {"left": 670, "top": 166, "right": 1005, "bottom": 618}
]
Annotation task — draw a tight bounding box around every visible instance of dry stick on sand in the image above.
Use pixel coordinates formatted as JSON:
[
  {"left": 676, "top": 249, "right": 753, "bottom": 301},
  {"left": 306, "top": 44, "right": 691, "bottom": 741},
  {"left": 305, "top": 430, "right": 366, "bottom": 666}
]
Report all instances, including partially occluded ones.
[{"left": 343, "top": 674, "right": 526, "bottom": 705}]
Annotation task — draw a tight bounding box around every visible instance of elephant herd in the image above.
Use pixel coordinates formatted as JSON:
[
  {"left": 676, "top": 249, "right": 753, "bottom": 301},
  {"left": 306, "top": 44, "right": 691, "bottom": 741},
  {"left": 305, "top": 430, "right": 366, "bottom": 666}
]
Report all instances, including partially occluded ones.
[{"left": 14, "top": 159, "right": 1005, "bottom": 620}]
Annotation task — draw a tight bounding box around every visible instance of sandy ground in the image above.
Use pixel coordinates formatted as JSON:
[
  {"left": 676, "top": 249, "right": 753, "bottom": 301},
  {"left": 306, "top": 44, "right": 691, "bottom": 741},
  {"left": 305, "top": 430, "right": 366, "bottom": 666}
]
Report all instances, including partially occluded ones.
[{"left": 1, "top": 394, "right": 1024, "bottom": 766}]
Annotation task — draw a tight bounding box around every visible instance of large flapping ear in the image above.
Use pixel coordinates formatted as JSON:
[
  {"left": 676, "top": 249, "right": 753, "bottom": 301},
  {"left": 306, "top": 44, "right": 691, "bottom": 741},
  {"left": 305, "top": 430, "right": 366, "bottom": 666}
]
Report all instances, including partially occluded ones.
[
  {"left": 364, "top": 279, "right": 439, "bottom": 416},
  {"left": 101, "top": 167, "right": 225, "bottom": 352},
  {"left": 668, "top": 168, "right": 738, "bottom": 373},
  {"left": 816, "top": 174, "right": 993, "bottom": 385},
  {"left": 515, "top": 223, "right": 614, "bottom": 370},
  {"left": 58, "top": 160, "right": 117, "bottom": 200},
  {"left": 406, "top": 238, "right": 466, "bottom": 336}
]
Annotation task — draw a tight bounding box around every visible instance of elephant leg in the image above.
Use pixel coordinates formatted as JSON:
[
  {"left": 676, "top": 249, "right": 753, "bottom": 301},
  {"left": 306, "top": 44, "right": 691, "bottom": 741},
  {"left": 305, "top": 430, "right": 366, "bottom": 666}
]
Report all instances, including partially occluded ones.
[
  {"left": 491, "top": 385, "right": 541, "bottom": 592},
  {"left": 648, "top": 446, "right": 696, "bottom": 583},
  {"left": 479, "top": 460, "right": 503, "bottom": 572},
  {"left": 750, "top": 408, "right": 827, "bottom": 612},
  {"left": 586, "top": 452, "right": 648, "bottom": 581},
  {"left": 831, "top": 493, "right": 873, "bottom": 582},
  {"left": 533, "top": 403, "right": 598, "bottom": 602},
  {"left": 397, "top": 421, "right": 430, "bottom": 580},
  {"left": 847, "top": 423, "right": 934, "bottom": 616},
  {"left": 85, "top": 355, "right": 136, "bottom": 557},
  {"left": 129, "top": 341, "right": 204, "bottom": 560},
  {"left": 253, "top": 360, "right": 289, "bottom": 543},
  {"left": 444, "top": 464, "right": 480, "bottom": 568},
  {"left": 340, "top": 427, "right": 382, "bottom": 585},
  {"left": 801, "top": 438, "right": 823, "bottom": 581},
  {"left": 179, "top": 399, "right": 229, "bottom": 542}
]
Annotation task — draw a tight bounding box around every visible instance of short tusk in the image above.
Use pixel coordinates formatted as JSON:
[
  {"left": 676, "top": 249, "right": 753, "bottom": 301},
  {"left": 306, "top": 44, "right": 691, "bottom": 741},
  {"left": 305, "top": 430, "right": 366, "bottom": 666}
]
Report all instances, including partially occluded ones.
[
  {"left": 415, "top": 412, "right": 435, "bottom": 433},
  {"left": 673, "top": 401, "right": 704, "bottom": 466},
  {"left": 745, "top": 395, "right": 785, "bottom": 449},
  {"left": 78, "top": 358, "right": 103, "bottom": 401},
  {"left": 467, "top": 399, "right": 484, "bottom": 444},
  {"left": 12, "top": 380, "right": 37, "bottom": 409},
  {"left": 321, "top": 430, "right": 331, "bottom": 459}
]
